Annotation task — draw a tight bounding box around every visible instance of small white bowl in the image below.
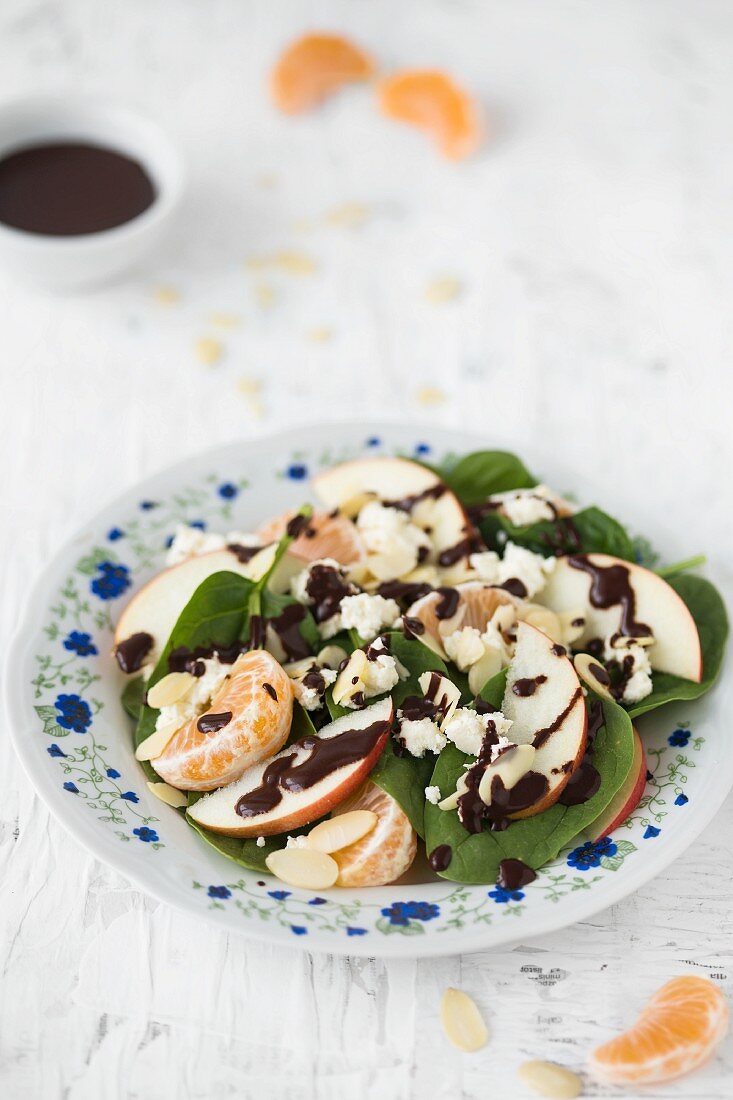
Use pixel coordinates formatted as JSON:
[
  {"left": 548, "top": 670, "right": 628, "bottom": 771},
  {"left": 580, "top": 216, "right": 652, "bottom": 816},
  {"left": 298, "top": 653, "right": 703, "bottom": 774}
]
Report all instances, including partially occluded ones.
[{"left": 0, "top": 94, "right": 186, "bottom": 291}]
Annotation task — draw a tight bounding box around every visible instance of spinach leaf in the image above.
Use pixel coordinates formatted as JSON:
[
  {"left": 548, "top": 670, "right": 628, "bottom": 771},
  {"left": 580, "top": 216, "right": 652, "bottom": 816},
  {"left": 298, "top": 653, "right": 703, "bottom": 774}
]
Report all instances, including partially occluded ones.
[
  {"left": 132, "top": 571, "right": 255, "bottom": 775},
  {"left": 628, "top": 574, "right": 728, "bottom": 719},
  {"left": 121, "top": 675, "right": 145, "bottom": 722},
  {"left": 478, "top": 505, "right": 636, "bottom": 562},
  {"left": 440, "top": 450, "right": 536, "bottom": 505},
  {"left": 423, "top": 691, "right": 635, "bottom": 884}
]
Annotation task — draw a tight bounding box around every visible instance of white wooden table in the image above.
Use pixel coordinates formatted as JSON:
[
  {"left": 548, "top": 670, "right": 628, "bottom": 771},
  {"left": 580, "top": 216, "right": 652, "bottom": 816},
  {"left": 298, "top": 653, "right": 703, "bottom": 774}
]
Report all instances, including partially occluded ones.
[{"left": 2, "top": 2, "right": 732, "bottom": 1096}]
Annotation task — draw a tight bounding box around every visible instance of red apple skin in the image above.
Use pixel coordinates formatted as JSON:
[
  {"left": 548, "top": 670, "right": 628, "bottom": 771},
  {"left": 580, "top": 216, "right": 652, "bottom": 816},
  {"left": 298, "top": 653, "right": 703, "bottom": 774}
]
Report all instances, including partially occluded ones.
[
  {"left": 198, "top": 724, "right": 391, "bottom": 838},
  {"left": 590, "top": 727, "right": 647, "bottom": 840}
]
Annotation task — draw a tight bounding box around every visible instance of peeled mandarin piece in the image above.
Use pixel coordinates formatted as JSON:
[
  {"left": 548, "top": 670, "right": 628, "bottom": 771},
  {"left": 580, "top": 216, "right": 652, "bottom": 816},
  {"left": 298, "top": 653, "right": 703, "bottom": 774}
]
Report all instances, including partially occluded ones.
[
  {"left": 265, "top": 848, "right": 339, "bottom": 890},
  {"left": 308, "top": 809, "right": 377, "bottom": 853},
  {"left": 256, "top": 509, "right": 365, "bottom": 566},
  {"left": 588, "top": 976, "right": 729, "bottom": 1085},
  {"left": 518, "top": 1061, "right": 582, "bottom": 1099},
  {"left": 407, "top": 583, "right": 514, "bottom": 658},
  {"left": 378, "top": 70, "right": 482, "bottom": 160},
  {"left": 152, "top": 650, "right": 292, "bottom": 791},
  {"left": 271, "top": 33, "right": 375, "bottom": 115},
  {"left": 440, "top": 988, "right": 488, "bottom": 1052},
  {"left": 332, "top": 781, "right": 416, "bottom": 887}
]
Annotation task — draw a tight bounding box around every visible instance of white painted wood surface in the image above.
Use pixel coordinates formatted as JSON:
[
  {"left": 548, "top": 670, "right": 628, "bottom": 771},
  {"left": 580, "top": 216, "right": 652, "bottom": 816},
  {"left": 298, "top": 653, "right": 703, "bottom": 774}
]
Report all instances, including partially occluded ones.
[{"left": 1, "top": 1, "right": 732, "bottom": 1096}]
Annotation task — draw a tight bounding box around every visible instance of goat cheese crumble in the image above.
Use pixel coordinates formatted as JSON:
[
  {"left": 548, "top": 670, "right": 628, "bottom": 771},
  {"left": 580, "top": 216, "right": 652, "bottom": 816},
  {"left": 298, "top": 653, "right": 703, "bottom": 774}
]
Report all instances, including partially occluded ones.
[
  {"left": 398, "top": 716, "right": 447, "bottom": 758},
  {"left": 357, "top": 500, "right": 431, "bottom": 579},
  {"left": 165, "top": 524, "right": 261, "bottom": 566},
  {"left": 603, "top": 636, "right": 654, "bottom": 704},
  {"left": 425, "top": 785, "right": 442, "bottom": 805},
  {"left": 340, "top": 592, "right": 401, "bottom": 641},
  {"left": 153, "top": 657, "right": 230, "bottom": 736},
  {"left": 470, "top": 541, "right": 556, "bottom": 598}
]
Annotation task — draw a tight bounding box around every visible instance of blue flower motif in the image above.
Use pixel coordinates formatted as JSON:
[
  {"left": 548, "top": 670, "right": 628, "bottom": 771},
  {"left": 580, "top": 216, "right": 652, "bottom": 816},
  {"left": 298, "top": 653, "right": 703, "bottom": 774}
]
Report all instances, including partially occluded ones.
[
  {"left": 140, "top": 500, "right": 158, "bottom": 511},
  {"left": 121, "top": 791, "right": 139, "bottom": 803},
  {"left": 208, "top": 885, "right": 231, "bottom": 899},
  {"left": 133, "top": 826, "right": 159, "bottom": 843},
  {"left": 91, "top": 561, "right": 131, "bottom": 600},
  {"left": 164, "top": 534, "right": 174, "bottom": 549},
  {"left": 414, "top": 442, "right": 431, "bottom": 456},
  {"left": 675, "top": 793, "right": 689, "bottom": 806},
  {"left": 488, "top": 886, "right": 525, "bottom": 904},
  {"left": 380, "top": 901, "right": 440, "bottom": 926},
  {"left": 106, "top": 767, "right": 121, "bottom": 779},
  {"left": 567, "top": 836, "right": 617, "bottom": 871},
  {"left": 644, "top": 825, "right": 661, "bottom": 839},
  {"left": 55, "top": 693, "right": 92, "bottom": 733},
  {"left": 365, "top": 436, "right": 381, "bottom": 448},
  {"left": 107, "top": 527, "right": 125, "bottom": 541},
  {"left": 268, "top": 890, "right": 291, "bottom": 901},
  {"left": 189, "top": 520, "right": 206, "bottom": 530},
  {"left": 308, "top": 897, "right": 327, "bottom": 906},
  {"left": 47, "top": 744, "right": 67, "bottom": 758},
  {"left": 668, "top": 728, "right": 690, "bottom": 747},
  {"left": 218, "top": 482, "right": 238, "bottom": 499},
  {"left": 63, "top": 781, "right": 79, "bottom": 794},
  {"left": 286, "top": 463, "right": 308, "bottom": 481},
  {"left": 346, "top": 927, "right": 368, "bottom": 936},
  {"left": 63, "top": 630, "right": 98, "bottom": 657},
  {"left": 291, "top": 926, "right": 308, "bottom": 935}
]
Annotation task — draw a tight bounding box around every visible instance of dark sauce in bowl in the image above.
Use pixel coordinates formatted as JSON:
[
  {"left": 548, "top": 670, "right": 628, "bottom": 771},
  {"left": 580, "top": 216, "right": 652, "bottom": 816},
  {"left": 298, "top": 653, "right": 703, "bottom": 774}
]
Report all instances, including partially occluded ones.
[{"left": 0, "top": 141, "right": 156, "bottom": 236}]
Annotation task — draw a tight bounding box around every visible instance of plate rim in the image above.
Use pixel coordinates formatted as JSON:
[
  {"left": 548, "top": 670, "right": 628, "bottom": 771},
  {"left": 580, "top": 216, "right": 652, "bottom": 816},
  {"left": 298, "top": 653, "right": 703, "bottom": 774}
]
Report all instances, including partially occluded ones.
[{"left": 5, "top": 420, "right": 732, "bottom": 958}]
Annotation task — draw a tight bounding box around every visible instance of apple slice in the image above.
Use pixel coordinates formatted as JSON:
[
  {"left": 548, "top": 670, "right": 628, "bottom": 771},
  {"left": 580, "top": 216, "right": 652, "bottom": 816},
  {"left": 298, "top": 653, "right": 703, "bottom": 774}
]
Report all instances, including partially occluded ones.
[
  {"left": 113, "top": 546, "right": 301, "bottom": 669},
  {"left": 588, "top": 725, "right": 647, "bottom": 840},
  {"left": 538, "top": 553, "right": 702, "bottom": 682},
  {"left": 501, "top": 621, "right": 587, "bottom": 817},
  {"left": 187, "top": 698, "right": 393, "bottom": 838},
  {"left": 312, "top": 456, "right": 477, "bottom": 575},
  {"left": 114, "top": 550, "right": 255, "bottom": 667}
]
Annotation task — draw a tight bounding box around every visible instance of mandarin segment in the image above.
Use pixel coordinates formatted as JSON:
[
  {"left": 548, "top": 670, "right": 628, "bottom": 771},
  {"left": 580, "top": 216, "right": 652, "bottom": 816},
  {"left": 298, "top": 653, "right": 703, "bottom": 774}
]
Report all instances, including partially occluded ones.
[
  {"left": 152, "top": 650, "right": 293, "bottom": 791},
  {"left": 589, "top": 976, "right": 729, "bottom": 1085},
  {"left": 378, "top": 69, "right": 482, "bottom": 160},
  {"left": 256, "top": 509, "right": 365, "bottom": 565},
  {"left": 271, "top": 33, "right": 375, "bottom": 115},
  {"left": 407, "top": 582, "right": 514, "bottom": 657},
  {"left": 332, "top": 781, "right": 417, "bottom": 886}
]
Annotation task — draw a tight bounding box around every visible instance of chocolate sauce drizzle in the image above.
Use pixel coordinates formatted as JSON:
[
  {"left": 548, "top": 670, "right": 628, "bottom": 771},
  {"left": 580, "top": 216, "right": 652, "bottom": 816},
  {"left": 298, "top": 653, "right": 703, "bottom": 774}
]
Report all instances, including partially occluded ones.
[
  {"left": 569, "top": 555, "right": 652, "bottom": 638},
  {"left": 376, "top": 579, "right": 433, "bottom": 608},
  {"left": 262, "top": 682, "right": 278, "bottom": 701},
  {"left": 428, "top": 844, "right": 453, "bottom": 872},
  {"left": 197, "top": 711, "right": 232, "bottom": 734},
  {"left": 438, "top": 535, "right": 481, "bottom": 568},
  {"left": 512, "top": 674, "right": 547, "bottom": 698},
  {"left": 497, "top": 858, "right": 537, "bottom": 890},
  {"left": 268, "top": 604, "right": 311, "bottom": 661},
  {"left": 435, "top": 586, "right": 459, "bottom": 620},
  {"left": 384, "top": 484, "right": 446, "bottom": 513},
  {"left": 533, "top": 687, "right": 583, "bottom": 749},
  {"left": 235, "top": 721, "right": 388, "bottom": 818},
  {"left": 305, "top": 563, "right": 354, "bottom": 624},
  {"left": 226, "top": 543, "right": 262, "bottom": 564},
  {"left": 402, "top": 616, "right": 425, "bottom": 639},
  {"left": 558, "top": 759, "right": 601, "bottom": 805},
  {"left": 499, "top": 578, "right": 528, "bottom": 599},
  {"left": 114, "top": 632, "right": 153, "bottom": 674},
  {"left": 286, "top": 512, "right": 314, "bottom": 539}
]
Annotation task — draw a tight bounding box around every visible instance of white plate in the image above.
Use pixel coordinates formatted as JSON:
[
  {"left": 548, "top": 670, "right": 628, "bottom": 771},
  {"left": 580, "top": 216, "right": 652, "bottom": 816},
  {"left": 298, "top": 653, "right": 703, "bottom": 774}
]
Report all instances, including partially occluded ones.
[{"left": 6, "top": 423, "right": 731, "bottom": 957}]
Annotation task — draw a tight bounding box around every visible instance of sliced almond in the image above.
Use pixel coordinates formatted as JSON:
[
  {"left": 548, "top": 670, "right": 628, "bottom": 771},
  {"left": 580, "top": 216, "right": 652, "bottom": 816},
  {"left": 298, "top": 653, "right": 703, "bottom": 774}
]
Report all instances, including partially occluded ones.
[
  {"left": 417, "top": 671, "right": 461, "bottom": 729},
  {"left": 317, "top": 644, "right": 349, "bottom": 669},
  {"left": 573, "top": 653, "right": 614, "bottom": 700},
  {"left": 518, "top": 604, "right": 563, "bottom": 643},
  {"left": 440, "top": 988, "right": 488, "bottom": 1052},
  {"left": 284, "top": 658, "right": 317, "bottom": 681},
  {"left": 367, "top": 545, "right": 417, "bottom": 581},
  {"left": 265, "top": 848, "right": 339, "bottom": 889},
  {"left": 135, "top": 719, "right": 183, "bottom": 762},
  {"left": 308, "top": 810, "right": 377, "bottom": 853},
  {"left": 467, "top": 646, "right": 505, "bottom": 695},
  {"left": 146, "top": 671, "right": 196, "bottom": 710},
  {"left": 339, "top": 491, "right": 375, "bottom": 518},
  {"left": 146, "top": 781, "right": 188, "bottom": 809},
  {"left": 332, "top": 649, "right": 368, "bottom": 707},
  {"left": 439, "top": 771, "right": 469, "bottom": 812},
  {"left": 517, "top": 1060, "right": 582, "bottom": 1098},
  {"left": 478, "top": 743, "right": 536, "bottom": 805}
]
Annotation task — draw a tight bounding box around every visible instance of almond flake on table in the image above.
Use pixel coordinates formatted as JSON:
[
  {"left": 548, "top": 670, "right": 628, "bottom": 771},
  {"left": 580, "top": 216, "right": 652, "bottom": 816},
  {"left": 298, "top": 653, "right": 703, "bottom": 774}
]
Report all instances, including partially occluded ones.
[
  {"left": 208, "top": 312, "right": 241, "bottom": 328},
  {"left": 253, "top": 283, "right": 277, "bottom": 309},
  {"left": 307, "top": 327, "right": 333, "bottom": 343},
  {"left": 325, "top": 202, "right": 369, "bottom": 228},
  {"left": 194, "top": 337, "right": 224, "bottom": 366},
  {"left": 152, "top": 285, "right": 180, "bottom": 305},
  {"left": 425, "top": 276, "right": 462, "bottom": 302},
  {"left": 416, "top": 385, "right": 447, "bottom": 406}
]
